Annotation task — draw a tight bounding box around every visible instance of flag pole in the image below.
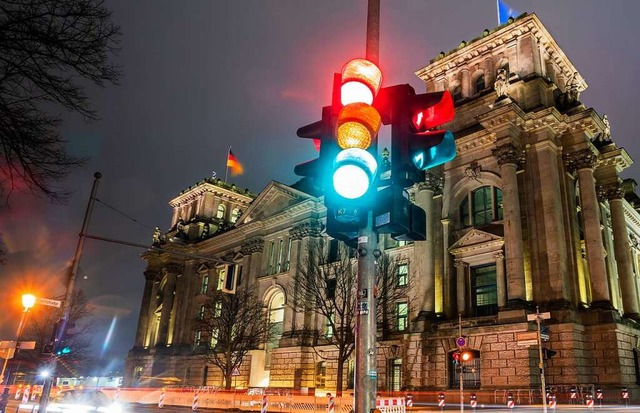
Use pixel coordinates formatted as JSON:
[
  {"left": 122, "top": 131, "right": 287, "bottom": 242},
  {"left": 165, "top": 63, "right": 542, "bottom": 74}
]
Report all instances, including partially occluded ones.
[
  {"left": 497, "top": 0, "right": 500, "bottom": 24},
  {"left": 225, "top": 147, "right": 230, "bottom": 183}
]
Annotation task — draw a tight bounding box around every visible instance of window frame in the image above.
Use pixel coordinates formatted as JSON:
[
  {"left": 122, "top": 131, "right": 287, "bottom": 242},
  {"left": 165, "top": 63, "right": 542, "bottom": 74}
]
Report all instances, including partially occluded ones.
[{"left": 396, "top": 302, "right": 408, "bottom": 332}]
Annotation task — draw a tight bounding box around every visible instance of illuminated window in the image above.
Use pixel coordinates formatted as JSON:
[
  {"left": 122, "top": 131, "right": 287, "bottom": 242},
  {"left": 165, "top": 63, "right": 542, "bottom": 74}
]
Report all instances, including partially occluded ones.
[
  {"left": 459, "top": 186, "right": 504, "bottom": 228},
  {"left": 217, "top": 268, "right": 225, "bottom": 290},
  {"left": 266, "top": 291, "right": 285, "bottom": 368},
  {"left": 214, "top": 301, "right": 222, "bottom": 317},
  {"left": 200, "top": 275, "right": 209, "bottom": 294},
  {"left": 276, "top": 239, "right": 283, "bottom": 273},
  {"left": 316, "top": 361, "right": 327, "bottom": 388},
  {"left": 472, "top": 264, "right": 498, "bottom": 317},
  {"left": 216, "top": 204, "right": 226, "bottom": 219},
  {"left": 325, "top": 309, "right": 334, "bottom": 338},
  {"left": 210, "top": 329, "right": 218, "bottom": 348},
  {"left": 268, "top": 241, "right": 276, "bottom": 275},
  {"left": 231, "top": 208, "right": 240, "bottom": 223},
  {"left": 397, "top": 264, "right": 408, "bottom": 287},
  {"left": 198, "top": 305, "right": 205, "bottom": 320},
  {"left": 284, "top": 238, "right": 292, "bottom": 272},
  {"left": 396, "top": 302, "right": 408, "bottom": 331},
  {"left": 194, "top": 330, "right": 202, "bottom": 346}
]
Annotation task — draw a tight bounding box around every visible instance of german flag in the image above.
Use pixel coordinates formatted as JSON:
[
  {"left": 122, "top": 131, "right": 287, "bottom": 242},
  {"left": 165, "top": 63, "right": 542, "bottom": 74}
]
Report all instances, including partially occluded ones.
[{"left": 227, "top": 149, "right": 244, "bottom": 176}]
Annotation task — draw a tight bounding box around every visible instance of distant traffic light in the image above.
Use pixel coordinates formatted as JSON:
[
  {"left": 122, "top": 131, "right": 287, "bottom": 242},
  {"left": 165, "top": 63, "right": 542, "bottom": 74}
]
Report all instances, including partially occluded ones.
[
  {"left": 461, "top": 350, "right": 475, "bottom": 362},
  {"left": 543, "top": 348, "right": 557, "bottom": 360}
]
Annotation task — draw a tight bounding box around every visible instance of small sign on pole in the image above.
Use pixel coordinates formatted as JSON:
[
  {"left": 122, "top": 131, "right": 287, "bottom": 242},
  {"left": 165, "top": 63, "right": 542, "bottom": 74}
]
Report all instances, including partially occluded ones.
[
  {"left": 232, "top": 367, "right": 240, "bottom": 376},
  {"left": 527, "top": 312, "right": 551, "bottom": 321},
  {"left": 36, "top": 297, "right": 63, "bottom": 308}
]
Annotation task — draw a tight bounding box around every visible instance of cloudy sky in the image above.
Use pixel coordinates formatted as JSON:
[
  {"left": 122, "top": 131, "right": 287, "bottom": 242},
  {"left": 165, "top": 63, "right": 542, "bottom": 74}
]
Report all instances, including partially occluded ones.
[{"left": 2, "top": 0, "right": 640, "bottom": 372}]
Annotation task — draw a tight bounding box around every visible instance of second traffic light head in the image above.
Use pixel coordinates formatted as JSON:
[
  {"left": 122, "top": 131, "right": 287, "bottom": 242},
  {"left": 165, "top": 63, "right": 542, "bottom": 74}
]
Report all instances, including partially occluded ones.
[{"left": 332, "top": 148, "right": 378, "bottom": 200}]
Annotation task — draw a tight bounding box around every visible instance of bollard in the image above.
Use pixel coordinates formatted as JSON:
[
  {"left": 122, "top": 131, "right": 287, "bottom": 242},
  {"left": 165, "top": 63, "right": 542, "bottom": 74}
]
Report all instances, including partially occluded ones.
[
  {"left": 327, "top": 393, "right": 334, "bottom": 413},
  {"left": 469, "top": 393, "right": 477, "bottom": 411},
  {"left": 506, "top": 392, "right": 514, "bottom": 409},
  {"left": 570, "top": 386, "right": 577, "bottom": 405},
  {"left": 596, "top": 387, "right": 603, "bottom": 407},
  {"left": 21, "top": 385, "right": 30, "bottom": 404},
  {"left": 438, "top": 392, "right": 445, "bottom": 411},
  {"left": 406, "top": 394, "right": 413, "bottom": 408},
  {"left": 548, "top": 394, "right": 556, "bottom": 411},
  {"left": 585, "top": 393, "right": 594, "bottom": 410},
  {"left": 621, "top": 387, "right": 629, "bottom": 406},
  {"left": 192, "top": 390, "right": 199, "bottom": 411},
  {"left": 260, "top": 395, "right": 268, "bottom": 413},
  {"left": 14, "top": 385, "right": 22, "bottom": 401},
  {"left": 158, "top": 387, "right": 166, "bottom": 408}
]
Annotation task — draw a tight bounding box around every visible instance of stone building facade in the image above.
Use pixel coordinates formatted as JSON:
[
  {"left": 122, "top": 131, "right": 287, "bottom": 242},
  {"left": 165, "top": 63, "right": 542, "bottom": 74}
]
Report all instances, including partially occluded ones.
[{"left": 125, "top": 13, "right": 640, "bottom": 393}]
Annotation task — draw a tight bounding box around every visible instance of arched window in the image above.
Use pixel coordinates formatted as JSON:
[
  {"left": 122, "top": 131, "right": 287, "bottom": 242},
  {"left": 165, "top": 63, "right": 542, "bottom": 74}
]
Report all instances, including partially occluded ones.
[
  {"left": 265, "top": 291, "right": 285, "bottom": 367},
  {"left": 216, "top": 204, "right": 226, "bottom": 219},
  {"left": 459, "top": 186, "right": 503, "bottom": 228},
  {"left": 452, "top": 85, "right": 462, "bottom": 101},
  {"left": 231, "top": 208, "right": 240, "bottom": 223},
  {"left": 475, "top": 74, "right": 486, "bottom": 93}
]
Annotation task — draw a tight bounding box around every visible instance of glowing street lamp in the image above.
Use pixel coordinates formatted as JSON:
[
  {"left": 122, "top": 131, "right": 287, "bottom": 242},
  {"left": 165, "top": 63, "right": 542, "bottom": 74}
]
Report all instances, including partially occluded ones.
[{"left": 1, "top": 293, "right": 37, "bottom": 385}]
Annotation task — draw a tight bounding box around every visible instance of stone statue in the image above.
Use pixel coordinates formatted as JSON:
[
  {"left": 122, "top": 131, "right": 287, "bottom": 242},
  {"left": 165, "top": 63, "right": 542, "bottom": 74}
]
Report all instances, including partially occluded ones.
[
  {"left": 566, "top": 71, "right": 581, "bottom": 102},
  {"left": 152, "top": 226, "right": 162, "bottom": 245},
  {"left": 494, "top": 68, "right": 509, "bottom": 98},
  {"left": 602, "top": 114, "right": 611, "bottom": 141}
]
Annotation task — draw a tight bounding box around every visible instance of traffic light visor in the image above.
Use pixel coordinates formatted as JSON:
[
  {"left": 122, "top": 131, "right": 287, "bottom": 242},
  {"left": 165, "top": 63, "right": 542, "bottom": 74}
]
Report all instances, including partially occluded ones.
[
  {"left": 411, "top": 91, "right": 454, "bottom": 131},
  {"left": 341, "top": 59, "right": 382, "bottom": 106},
  {"left": 337, "top": 103, "right": 381, "bottom": 149},
  {"left": 411, "top": 130, "right": 456, "bottom": 170},
  {"left": 332, "top": 148, "right": 378, "bottom": 199}
]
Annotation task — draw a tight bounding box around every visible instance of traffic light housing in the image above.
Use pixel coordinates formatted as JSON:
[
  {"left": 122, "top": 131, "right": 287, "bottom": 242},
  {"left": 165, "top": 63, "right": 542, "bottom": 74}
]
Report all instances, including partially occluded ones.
[
  {"left": 375, "top": 84, "right": 456, "bottom": 187},
  {"left": 374, "top": 184, "right": 426, "bottom": 241}
]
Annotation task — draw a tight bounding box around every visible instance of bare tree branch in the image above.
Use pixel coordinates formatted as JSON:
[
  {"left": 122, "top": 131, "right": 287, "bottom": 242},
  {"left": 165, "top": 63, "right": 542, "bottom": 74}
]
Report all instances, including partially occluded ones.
[{"left": 0, "top": 0, "right": 121, "bottom": 205}]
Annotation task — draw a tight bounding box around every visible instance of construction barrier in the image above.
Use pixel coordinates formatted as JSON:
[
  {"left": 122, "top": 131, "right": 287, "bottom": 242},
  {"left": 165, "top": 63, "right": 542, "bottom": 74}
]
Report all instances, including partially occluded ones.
[
  {"left": 158, "top": 387, "right": 165, "bottom": 408},
  {"left": 586, "top": 393, "right": 594, "bottom": 410},
  {"left": 470, "top": 393, "right": 477, "bottom": 410},
  {"left": 260, "top": 395, "right": 267, "bottom": 413},
  {"left": 21, "top": 386, "right": 30, "bottom": 404},
  {"left": 327, "top": 393, "right": 334, "bottom": 413},
  {"left": 405, "top": 394, "right": 413, "bottom": 407},
  {"left": 376, "top": 397, "right": 405, "bottom": 413},
  {"left": 192, "top": 390, "right": 199, "bottom": 410},
  {"left": 506, "top": 392, "right": 514, "bottom": 409},
  {"left": 438, "top": 392, "right": 445, "bottom": 411},
  {"left": 14, "top": 385, "right": 22, "bottom": 401},
  {"left": 548, "top": 394, "right": 556, "bottom": 410}
]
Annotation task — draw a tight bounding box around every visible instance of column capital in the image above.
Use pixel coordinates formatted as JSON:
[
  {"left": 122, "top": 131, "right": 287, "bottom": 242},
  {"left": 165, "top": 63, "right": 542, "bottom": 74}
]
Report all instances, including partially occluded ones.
[
  {"left": 163, "top": 262, "right": 183, "bottom": 275},
  {"left": 241, "top": 237, "right": 264, "bottom": 254},
  {"left": 564, "top": 149, "right": 598, "bottom": 172},
  {"left": 597, "top": 183, "right": 624, "bottom": 201},
  {"left": 416, "top": 172, "right": 443, "bottom": 193},
  {"left": 144, "top": 269, "right": 161, "bottom": 282},
  {"left": 454, "top": 259, "right": 467, "bottom": 268},
  {"left": 290, "top": 220, "right": 323, "bottom": 240},
  {"left": 494, "top": 251, "right": 505, "bottom": 261},
  {"left": 492, "top": 143, "right": 524, "bottom": 166}
]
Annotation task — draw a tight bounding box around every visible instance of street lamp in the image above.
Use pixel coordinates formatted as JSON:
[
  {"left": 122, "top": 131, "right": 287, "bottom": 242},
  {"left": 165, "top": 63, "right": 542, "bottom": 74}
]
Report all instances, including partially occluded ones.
[{"left": 1, "top": 294, "right": 37, "bottom": 385}]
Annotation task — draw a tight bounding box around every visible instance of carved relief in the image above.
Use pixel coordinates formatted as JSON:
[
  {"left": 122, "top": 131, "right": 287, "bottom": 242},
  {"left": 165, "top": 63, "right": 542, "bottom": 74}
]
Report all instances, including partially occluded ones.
[
  {"left": 241, "top": 237, "right": 265, "bottom": 255},
  {"left": 492, "top": 143, "right": 524, "bottom": 166},
  {"left": 290, "top": 220, "right": 323, "bottom": 240},
  {"left": 494, "top": 251, "right": 505, "bottom": 261},
  {"left": 598, "top": 183, "right": 624, "bottom": 201},
  {"left": 564, "top": 149, "right": 598, "bottom": 172}
]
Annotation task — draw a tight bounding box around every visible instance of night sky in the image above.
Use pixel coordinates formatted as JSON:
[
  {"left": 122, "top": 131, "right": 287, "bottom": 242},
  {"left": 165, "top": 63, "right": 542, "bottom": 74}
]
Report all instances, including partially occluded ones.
[{"left": 2, "top": 0, "right": 640, "bottom": 373}]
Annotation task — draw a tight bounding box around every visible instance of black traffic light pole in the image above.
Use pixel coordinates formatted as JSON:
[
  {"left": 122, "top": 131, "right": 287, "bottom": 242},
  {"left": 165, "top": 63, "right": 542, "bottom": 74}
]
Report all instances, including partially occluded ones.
[
  {"left": 353, "top": 2, "right": 380, "bottom": 413},
  {"left": 39, "top": 172, "right": 102, "bottom": 412},
  {"left": 535, "top": 306, "right": 548, "bottom": 413}
]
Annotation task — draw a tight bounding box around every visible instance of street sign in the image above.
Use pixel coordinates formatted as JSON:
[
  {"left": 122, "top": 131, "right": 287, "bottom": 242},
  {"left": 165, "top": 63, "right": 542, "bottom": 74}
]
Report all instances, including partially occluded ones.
[
  {"left": 456, "top": 337, "right": 466, "bottom": 347},
  {"left": 517, "top": 339, "right": 538, "bottom": 347},
  {"left": 540, "top": 326, "right": 550, "bottom": 341},
  {"left": 36, "top": 297, "right": 62, "bottom": 308},
  {"left": 0, "top": 348, "right": 15, "bottom": 360},
  {"left": 17, "top": 341, "right": 36, "bottom": 350},
  {"left": 0, "top": 341, "right": 16, "bottom": 349},
  {"left": 527, "top": 312, "right": 551, "bottom": 321}
]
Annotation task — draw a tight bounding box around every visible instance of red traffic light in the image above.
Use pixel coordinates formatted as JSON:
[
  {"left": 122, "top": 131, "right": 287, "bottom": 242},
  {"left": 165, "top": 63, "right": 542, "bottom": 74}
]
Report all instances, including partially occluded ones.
[
  {"left": 452, "top": 352, "right": 461, "bottom": 362},
  {"left": 410, "top": 91, "right": 455, "bottom": 131}
]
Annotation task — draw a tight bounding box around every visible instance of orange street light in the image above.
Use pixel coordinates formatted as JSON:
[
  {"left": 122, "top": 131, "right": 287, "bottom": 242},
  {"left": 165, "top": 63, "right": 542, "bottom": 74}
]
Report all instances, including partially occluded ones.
[{"left": 22, "top": 294, "right": 36, "bottom": 310}]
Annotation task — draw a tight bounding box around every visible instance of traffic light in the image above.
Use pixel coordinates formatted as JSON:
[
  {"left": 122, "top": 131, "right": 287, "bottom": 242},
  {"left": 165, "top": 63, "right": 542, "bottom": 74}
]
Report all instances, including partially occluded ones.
[
  {"left": 452, "top": 351, "right": 461, "bottom": 364},
  {"left": 460, "top": 350, "right": 475, "bottom": 362},
  {"left": 375, "top": 84, "right": 456, "bottom": 187},
  {"left": 374, "top": 184, "right": 426, "bottom": 241},
  {"left": 543, "top": 348, "right": 557, "bottom": 360}
]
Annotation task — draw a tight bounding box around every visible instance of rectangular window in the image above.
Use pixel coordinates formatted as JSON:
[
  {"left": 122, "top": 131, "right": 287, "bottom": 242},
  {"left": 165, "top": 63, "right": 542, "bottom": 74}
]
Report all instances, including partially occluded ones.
[
  {"left": 198, "top": 305, "right": 205, "bottom": 320},
  {"left": 194, "top": 330, "right": 202, "bottom": 346},
  {"left": 200, "top": 275, "right": 209, "bottom": 294},
  {"left": 472, "top": 187, "right": 492, "bottom": 226},
  {"left": 396, "top": 302, "right": 408, "bottom": 331},
  {"left": 325, "top": 309, "right": 334, "bottom": 338},
  {"left": 210, "top": 329, "right": 218, "bottom": 348},
  {"left": 328, "top": 239, "right": 339, "bottom": 263},
  {"left": 217, "top": 268, "right": 225, "bottom": 290},
  {"left": 284, "top": 238, "right": 292, "bottom": 271},
  {"left": 276, "top": 239, "right": 283, "bottom": 273},
  {"left": 215, "top": 301, "right": 222, "bottom": 317},
  {"left": 316, "top": 361, "right": 326, "bottom": 388},
  {"left": 268, "top": 241, "right": 275, "bottom": 274},
  {"left": 472, "top": 264, "right": 498, "bottom": 317},
  {"left": 494, "top": 187, "right": 504, "bottom": 220},
  {"left": 237, "top": 265, "right": 243, "bottom": 286},
  {"left": 397, "top": 264, "right": 408, "bottom": 287}
]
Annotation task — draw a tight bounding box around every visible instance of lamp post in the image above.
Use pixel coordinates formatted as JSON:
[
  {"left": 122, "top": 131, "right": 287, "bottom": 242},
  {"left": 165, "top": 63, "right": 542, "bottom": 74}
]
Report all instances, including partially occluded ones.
[{"left": 1, "top": 294, "right": 37, "bottom": 385}]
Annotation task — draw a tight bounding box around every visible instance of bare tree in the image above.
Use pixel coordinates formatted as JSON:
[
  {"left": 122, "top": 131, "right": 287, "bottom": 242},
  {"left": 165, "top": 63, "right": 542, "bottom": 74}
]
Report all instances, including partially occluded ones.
[
  {"left": 290, "top": 239, "right": 412, "bottom": 396},
  {"left": 195, "top": 284, "right": 273, "bottom": 390},
  {"left": 18, "top": 289, "right": 94, "bottom": 377},
  {"left": 0, "top": 0, "right": 121, "bottom": 204}
]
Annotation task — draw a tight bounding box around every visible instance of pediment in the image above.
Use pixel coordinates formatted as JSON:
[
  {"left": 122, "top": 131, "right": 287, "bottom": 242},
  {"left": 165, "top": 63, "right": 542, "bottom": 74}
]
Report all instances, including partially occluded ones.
[
  {"left": 235, "top": 181, "right": 317, "bottom": 225},
  {"left": 449, "top": 228, "right": 504, "bottom": 255}
]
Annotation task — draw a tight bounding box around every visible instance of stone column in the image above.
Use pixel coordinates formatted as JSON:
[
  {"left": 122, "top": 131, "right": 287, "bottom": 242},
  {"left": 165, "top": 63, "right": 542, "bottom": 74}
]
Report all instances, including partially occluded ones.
[
  {"left": 454, "top": 259, "right": 467, "bottom": 316},
  {"left": 460, "top": 68, "right": 471, "bottom": 98},
  {"left": 157, "top": 263, "right": 181, "bottom": 346},
  {"left": 604, "top": 183, "right": 640, "bottom": 318},
  {"left": 566, "top": 149, "right": 611, "bottom": 307},
  {"left": 135, "top": 270, "right": 159, "bottom": 347},
  {"left": 442, "top": 219, "right": 454, "bottom": 318},
  {"left": 414, "top": 173, "right": 442, "bottom": 319},
  {"left": 287, "top": 221, "right": 322, "bottom": 335},
  {"left": 144, "top": 277, "right": 160, "bottom": 347},
  {"left": 243, "top": 237, "right": 264, "bottom": 285},
  {"left": 484, "top": 57, "right": 494, "bottom": 90},
  {"left": 492, "top": 143, "right": 526, "bottom": 305},
  {"left": 494, "top": 252, "right": 507, "bottom": 308}
]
